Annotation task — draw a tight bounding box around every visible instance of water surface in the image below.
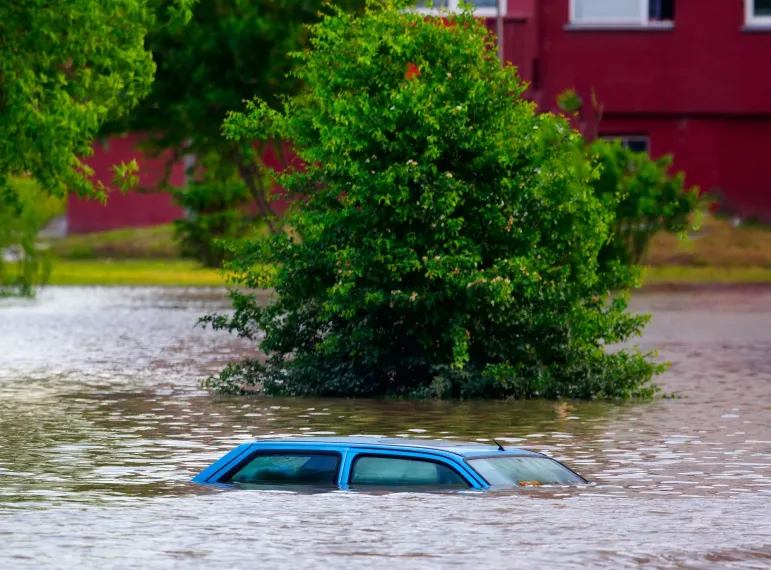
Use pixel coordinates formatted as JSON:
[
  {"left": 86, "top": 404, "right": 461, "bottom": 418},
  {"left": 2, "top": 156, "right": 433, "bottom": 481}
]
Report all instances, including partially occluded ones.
[{"left": 1, "top": 286, "right": 770, "bottom": 569}]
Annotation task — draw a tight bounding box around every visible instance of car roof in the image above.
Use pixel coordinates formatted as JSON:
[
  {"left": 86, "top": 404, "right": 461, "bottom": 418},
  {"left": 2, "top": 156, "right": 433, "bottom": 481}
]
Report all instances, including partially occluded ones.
[{"left": 251, "top": 436, "right": 540, "bottom": 458}]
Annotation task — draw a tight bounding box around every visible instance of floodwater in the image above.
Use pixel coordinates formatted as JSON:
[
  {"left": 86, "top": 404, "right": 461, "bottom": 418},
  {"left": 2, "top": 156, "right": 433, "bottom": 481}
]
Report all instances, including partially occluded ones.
[{"left": 1, "top": 286, "right": 770, "bottom": 569}]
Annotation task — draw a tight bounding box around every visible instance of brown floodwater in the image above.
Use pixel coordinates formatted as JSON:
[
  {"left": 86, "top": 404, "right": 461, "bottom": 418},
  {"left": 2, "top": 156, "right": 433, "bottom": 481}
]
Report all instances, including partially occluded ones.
[{"left": 0, "top": 286, "right": 770, "bottom": 569}]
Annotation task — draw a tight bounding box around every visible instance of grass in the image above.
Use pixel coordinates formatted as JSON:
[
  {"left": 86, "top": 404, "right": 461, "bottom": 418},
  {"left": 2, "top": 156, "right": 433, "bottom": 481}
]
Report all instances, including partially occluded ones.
[
  {"left": 48, "top": 224, "right": 179, "bottom": 259},
  {"left": 644, "top": 266, "right": 771, "bottom": 285},
  {"left": 40, "top": 216, "right": 771, "bottom": 287},
  {"left": 46, "top": 259, "right": 771, "bottom": 288},
  {"left": 647, "top": 215, "right": 771, "bottom": 268},
  {"left": 48, "top": 259, "right": 226, "bottom": 287}
]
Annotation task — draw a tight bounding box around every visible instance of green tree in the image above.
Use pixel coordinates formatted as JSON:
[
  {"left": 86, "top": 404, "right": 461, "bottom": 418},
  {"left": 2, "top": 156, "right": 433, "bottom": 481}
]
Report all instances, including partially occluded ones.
[
  {"left": 0, "top": 0, "right": 197, "bottom": 201},
  {"left": 105, "top": 0, "right": 366, "bottom": 264},
  {"left": 590, "top": 139, "right": 702, "bottom": 271},
  {"left": 0, "top": 177, "right": 64, "bottom": 297},
  {"left": 201, "top": 0, "right": 664, "bottom": 399},
  {"left": 556, "top": 88, "right": 703, "bottom": 273},
  {"left": 171, "top": 152, "right": 258, "bottom": 267},
  {"left": 0, "top": 0, "right": 194, "bottom": 295}
]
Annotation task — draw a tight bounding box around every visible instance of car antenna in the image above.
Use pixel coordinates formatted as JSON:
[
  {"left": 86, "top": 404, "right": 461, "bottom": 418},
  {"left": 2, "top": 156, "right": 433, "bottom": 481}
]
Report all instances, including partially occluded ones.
[
  {"left": 461, "top": 404, "right": 506, "bottom": 451},
  {"left": 490, "top": 436, "right": 505, "bottom": 452}
]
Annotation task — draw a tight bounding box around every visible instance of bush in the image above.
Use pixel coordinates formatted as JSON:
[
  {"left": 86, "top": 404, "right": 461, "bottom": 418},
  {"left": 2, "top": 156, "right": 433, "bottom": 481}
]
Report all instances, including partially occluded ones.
[
  {"left": 555, "top": 89, "right": 703, "bottom": 271},
  {"left": 173, "top": 180, "right": 254, "bottom": 268},
  {"left": 173, "top": 154, "right": 270, "bottom": 268},
  {"left": 589, "top": 138, "right": 702, "bottom": 272},
  {"left": 0, "top": 177, "right": 63, "bottom": 297},
  {"left": 201, "top": 0, "right": 664, "bottom": 399}
]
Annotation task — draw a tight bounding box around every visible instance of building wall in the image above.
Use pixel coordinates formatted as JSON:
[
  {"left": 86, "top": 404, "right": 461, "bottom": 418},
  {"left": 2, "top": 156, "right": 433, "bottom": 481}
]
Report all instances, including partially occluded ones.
[
  {"left": 68, "top": 136, "right": 293, "bottom": 234},
  {"left": 596, "top": 116, "right": 771, "bottom": 218},
  {"left": 515, "top": 0, "right": 771, "bottom": 218},
  {"left": 536, "top": 0, "right": 771, "bottom": 115},
  {"left": 67, "top": 133, "right": 185, "bottom": 234}
]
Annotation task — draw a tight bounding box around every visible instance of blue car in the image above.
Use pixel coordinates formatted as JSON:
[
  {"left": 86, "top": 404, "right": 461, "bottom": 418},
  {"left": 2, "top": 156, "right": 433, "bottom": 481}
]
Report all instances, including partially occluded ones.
[{"left": 191, "top": 437, "right": 588, "bottom": 490}]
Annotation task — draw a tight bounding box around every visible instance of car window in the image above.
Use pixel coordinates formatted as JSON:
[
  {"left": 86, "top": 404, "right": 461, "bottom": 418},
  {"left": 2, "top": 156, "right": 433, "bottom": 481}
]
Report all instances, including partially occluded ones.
[
  {"left": 468, "top": 456, "right": 586, "bottom": 486},
  {"left": 225, "top": 453, "right": 340, "bottom": 485},
  {"left": 350, "top": 455, "right": 469, "bottom": 488}
]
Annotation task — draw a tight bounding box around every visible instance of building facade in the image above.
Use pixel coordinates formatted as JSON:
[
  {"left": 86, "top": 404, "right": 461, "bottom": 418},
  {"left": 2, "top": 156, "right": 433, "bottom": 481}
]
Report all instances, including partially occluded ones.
[
  {"left": 68, "top": 0, "right": 771, "bottom": 232},
  {"left": 504, "top": 0, "right": 771, "bottom": 219}
]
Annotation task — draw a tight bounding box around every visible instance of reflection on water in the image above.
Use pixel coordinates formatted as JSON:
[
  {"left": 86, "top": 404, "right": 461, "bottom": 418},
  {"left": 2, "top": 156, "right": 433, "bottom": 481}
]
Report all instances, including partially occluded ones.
[{"left": 0, "top": 286, "right": 770, "bottom": 569}]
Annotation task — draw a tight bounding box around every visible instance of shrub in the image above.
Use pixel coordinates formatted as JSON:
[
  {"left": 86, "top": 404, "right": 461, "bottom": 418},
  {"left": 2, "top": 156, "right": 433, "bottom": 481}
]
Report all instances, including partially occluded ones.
[
  {"left": 201, "top": 0, "right": 664, "bottom": 399},
  {"left": 589, "top": 138, "right": 702, "bottom": 271},
  {"left": 0, "top": 177, "right": 64, "bottom": 297},
  {"left": 556, "top": 88, "right": 703, "bottom": 271},
  {"left": 173, "top": 153, "right": 272, "bottom": 267},
  {"left": 173, "top": 179, "right": 255, "bottom": 268}
]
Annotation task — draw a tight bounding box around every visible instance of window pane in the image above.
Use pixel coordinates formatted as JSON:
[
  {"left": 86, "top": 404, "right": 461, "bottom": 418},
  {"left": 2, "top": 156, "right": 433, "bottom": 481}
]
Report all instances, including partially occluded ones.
[
  {"left": 624, "top": 138, "right": 649, "bottom": 153},
  {"left": 468, "top": 456, "right": 586, "bottom": 486},
  {"left": 755, "top": 0, "right": 771, "bottom": 17},
  {"left": 574, "top": 0, "right": 643, "bottom": 21},
  {"left": 601, "top": 135, "right": 650, "bottom": 154},
  {"left": 226, "top": 453, "right": 339, "bottom": 485},
  {"left": 649, "top": 0, "right": 675, "bottom": 20},
  {"left": 351, "top": 456, "right": 469, "bottom": 487}
]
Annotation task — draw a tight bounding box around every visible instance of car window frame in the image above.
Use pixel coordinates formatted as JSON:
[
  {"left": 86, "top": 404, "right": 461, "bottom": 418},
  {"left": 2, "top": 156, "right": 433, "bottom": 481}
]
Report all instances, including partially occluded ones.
[
  {"left": 219, "top": 449, "right": 344, "bottom": 486},
  {"left": 464, "top": 453, "right": 589, "bottom": 486},
  {"left": 346, "top": 451, "right": 474, "bottom": 489}
]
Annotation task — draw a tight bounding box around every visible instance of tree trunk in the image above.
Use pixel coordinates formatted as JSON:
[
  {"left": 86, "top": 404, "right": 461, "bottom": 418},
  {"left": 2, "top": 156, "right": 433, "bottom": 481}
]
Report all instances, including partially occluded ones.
[{"left": 238, "top": 162, "right": 278, "bottom": 235}]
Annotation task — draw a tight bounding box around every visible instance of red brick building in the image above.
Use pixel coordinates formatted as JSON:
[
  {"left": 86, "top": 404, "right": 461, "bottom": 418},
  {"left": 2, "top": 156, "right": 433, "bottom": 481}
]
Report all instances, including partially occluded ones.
[{"left": 68, "top": 0, "right": 771, "bottom": 232}]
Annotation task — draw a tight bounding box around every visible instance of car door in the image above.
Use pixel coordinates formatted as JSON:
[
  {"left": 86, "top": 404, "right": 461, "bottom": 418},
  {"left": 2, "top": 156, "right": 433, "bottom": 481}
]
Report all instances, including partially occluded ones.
[
  {"left": 193, "top": 443, "right": 348, "bottom": 489},
  {"left": 340, "top": 448, "right": 485, "bottom": 490}
]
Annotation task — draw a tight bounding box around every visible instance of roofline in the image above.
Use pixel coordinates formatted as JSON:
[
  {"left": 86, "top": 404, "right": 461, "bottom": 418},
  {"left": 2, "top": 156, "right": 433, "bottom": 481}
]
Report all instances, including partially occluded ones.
[
  {"left": 254, "top": 439, "right": 468, "bottom": 457},
  {"left": 250, "top": 438, "right": 538, "bottom": 458}
]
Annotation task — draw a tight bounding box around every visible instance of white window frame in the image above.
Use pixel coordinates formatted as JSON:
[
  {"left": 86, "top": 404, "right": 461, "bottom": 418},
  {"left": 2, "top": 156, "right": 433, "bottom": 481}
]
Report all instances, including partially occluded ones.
[
  {"left": 413, "top": 0, "right": 506, "bottom": 19},
  {"left": 746, "top": 0, "right": 771, "bottom": 25},
  {"left": 569, "top": 0, "right": 649, "bottom": 26}
]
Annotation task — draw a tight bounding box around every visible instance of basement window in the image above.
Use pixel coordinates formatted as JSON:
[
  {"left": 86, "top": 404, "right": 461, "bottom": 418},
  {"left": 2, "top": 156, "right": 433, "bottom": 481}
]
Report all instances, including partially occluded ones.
[
  {"left": 570, "top": 0, "right": 675, "bottom": 27},
  {"left": 602, "top": 135, "right": 650, "bottom": 154},
  {"left": 747, "top": 0, "right": 771, "bottom": 25},
  {"left": 413, "top": 0, "right": 506, "bottom": 18}
]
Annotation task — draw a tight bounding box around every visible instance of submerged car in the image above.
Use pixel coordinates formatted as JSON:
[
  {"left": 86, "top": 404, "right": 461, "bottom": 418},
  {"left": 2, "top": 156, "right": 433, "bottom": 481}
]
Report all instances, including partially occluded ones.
[{"left": 191, "top": 436, "right": 588, "bottom": 490}]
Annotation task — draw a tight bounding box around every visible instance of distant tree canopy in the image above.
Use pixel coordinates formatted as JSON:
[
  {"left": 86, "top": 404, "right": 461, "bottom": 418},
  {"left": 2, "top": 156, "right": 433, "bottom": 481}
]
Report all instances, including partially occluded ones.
[
  {"left": 104, "top": 0, "right": 367, "bottom": 266},
  {"left": 0, "top": 0, "right": 196, "bottom": 203}
]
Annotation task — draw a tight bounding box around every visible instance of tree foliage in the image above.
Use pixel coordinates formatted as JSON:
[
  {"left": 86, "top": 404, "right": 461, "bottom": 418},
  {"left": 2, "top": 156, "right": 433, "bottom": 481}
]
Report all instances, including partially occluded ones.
[
  {"left": 556, "top": 88, "right": 703, "bottom": 270},
  {"left": 105, "top": 0, "right": 366, "bottom": 256},
  {"left": 200, "top": 0, "right": 664, "bottom": 399},
  {"left": 0, "top": 178, "right": 64, "bottom": 297},
  {"left": 0, "top": 0, "right": 182, "bottom": 202},
  {"left": 590, "top": 139, "right": 702, "bottom": 270},
  {"left": 171, "top": 154, "right": 261, "bottom": 267}
]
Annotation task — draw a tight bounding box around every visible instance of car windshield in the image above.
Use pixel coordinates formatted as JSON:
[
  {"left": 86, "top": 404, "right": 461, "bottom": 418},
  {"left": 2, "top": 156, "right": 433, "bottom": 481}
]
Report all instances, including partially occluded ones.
[{"left": 468, "top": 456, "right": 586, "bottom": 486}]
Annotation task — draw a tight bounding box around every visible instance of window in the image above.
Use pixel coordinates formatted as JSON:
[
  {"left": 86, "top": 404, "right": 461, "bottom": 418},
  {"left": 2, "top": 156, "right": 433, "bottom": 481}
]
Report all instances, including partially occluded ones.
[
  {"left": 350, "top": 455, "right": 470, "bottom": 488},
  {"left": 603, "top": 135, "right": 650, "bottom": 154},
  {"left": 747, "top": 0, "right": 771, "bottom": 25},
  {"left": 224, "top": 452, "right": 340, "bottom": 486},
  {"left": 468, "top": 456, "right": 587, "bottom": 486},
  {"left": 413, "top": 0, "right": 505, "bottom": 18},
  {"left": 570, "top": 0, "right": 675, "bottom": 26}
]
